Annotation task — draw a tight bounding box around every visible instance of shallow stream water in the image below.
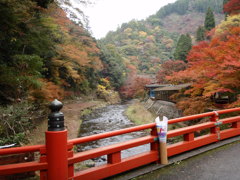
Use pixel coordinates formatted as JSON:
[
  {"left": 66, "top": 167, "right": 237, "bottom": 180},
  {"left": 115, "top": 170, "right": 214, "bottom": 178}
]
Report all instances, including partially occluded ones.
[{"left": 77, "top": 104, "right": 149, "bottom": 165}]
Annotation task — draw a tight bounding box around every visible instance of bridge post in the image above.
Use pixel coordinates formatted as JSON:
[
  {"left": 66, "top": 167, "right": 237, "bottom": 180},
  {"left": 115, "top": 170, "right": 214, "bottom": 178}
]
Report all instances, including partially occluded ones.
[
  {"left": 210, "top": 111, "right": 220, "bottom": 140},
  {"left": 45, "top": 99, "right": 68, "bottom": 180},
  {"left": 150, "top": 127, "right": 161, "bottom": 164}
]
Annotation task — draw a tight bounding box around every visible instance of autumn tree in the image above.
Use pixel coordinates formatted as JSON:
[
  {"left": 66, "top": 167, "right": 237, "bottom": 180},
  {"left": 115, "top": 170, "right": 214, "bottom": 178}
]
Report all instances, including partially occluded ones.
[
  {"left": 204, "top": 7, "right": 215, "bottom": 31},
  {"left": 224, "top": 0, "right": 240, "bottom": 15},
  {"left": 168, "top": 25, "right": 240, "bottom": 115},
  {"left": 157, "top": 60, "right": 187, "bottom": 83},
  {"left": 120, "top": 76, "right": 151, "bottom": 99},
  {"left": 214, "top": 14, "right": 240, "bottom": 39}
]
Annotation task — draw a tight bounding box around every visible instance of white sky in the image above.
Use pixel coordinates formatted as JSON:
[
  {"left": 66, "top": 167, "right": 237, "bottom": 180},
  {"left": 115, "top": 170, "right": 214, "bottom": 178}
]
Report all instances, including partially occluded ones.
[{"left": 82, "top": 0, "right": 177, "bottom": 39}]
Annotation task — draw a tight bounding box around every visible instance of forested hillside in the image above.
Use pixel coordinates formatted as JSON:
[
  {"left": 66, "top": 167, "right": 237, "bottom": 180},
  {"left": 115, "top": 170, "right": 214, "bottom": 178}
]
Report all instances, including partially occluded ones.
[
  {"left": 100, "top": 0, "right": 224, "bottom": 74},
  {"left": 100, "top": 21, "right": 178, "bottom": 74},
  {"left": 0, "top": 0, "right": 127, "bottom": 105}
]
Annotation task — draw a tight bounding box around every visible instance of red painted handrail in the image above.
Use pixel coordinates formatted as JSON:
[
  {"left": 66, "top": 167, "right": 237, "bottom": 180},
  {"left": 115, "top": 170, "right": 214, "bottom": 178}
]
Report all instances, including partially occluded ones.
[
  {"left": 0, "top": 144, "right": 45, "bottom": 156},
  {"left": 68, "top": 135, "right": 156, "bottom": 164},
  {"left": 168, "top": 107, "right": 240, "bottom": 124},
  {"left": 69, "top": 123, "right": 155, "bottom": 145},
  {"left": 0, "top": 162, "right": 47, "bottom": 176},
  {"left": 0, "top": 107, "right": 240, "bottom": 180}
]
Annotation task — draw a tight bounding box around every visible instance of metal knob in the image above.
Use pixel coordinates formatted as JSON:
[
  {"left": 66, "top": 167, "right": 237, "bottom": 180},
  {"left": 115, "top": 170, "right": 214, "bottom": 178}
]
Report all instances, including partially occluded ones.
[{"left": 48, "top": 99, "right": 64, "bottom": 131}]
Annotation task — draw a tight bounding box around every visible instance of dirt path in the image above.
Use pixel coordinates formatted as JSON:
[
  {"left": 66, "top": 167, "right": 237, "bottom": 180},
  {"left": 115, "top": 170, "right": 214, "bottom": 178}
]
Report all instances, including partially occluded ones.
[
  {"left": 62, "top": 101, "right": 98, "bottom": 139},
  {"left": 27, "top": 100, "right": 106, "bottom": 145}
]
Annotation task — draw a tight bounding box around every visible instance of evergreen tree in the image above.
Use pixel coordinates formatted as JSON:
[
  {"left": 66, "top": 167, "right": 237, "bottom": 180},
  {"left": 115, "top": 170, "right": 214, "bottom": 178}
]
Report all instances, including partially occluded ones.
[
  {"left": 174, "top": 34, "right": 192, "bottom": 62},
  {"left": 204, "top": 7, "right": 215, "bottom": 31},
  {"left": 223, "top": 0, "right": 229, "bottom": 18},
  {"left": 196, "top": 26, "right": 205, "bottom": 41}
]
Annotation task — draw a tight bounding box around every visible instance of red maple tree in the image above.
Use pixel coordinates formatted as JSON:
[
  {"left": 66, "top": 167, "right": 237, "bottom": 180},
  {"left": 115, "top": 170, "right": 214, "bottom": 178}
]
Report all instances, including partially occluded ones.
[
  {"left": 157, "top": 60, "right": 187, "bottom": 83},
  {"left": 224, "top": 0, "right": 240, "bottom": 15},
  {"left": 167, "top": 26, "right": 240, "bottom": 115}
]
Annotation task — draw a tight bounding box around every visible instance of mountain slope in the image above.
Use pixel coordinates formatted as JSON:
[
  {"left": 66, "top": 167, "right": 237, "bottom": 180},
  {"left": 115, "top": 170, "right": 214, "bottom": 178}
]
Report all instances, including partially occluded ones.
[
  {"left": 100, "top": 20, "right": 178, "bottom": 74},
  {"left": 100, "top": 0, "right": 225, "bottom": 74},
  {"left": 160, "top": 12, "right": 223, "bottom": 35}
]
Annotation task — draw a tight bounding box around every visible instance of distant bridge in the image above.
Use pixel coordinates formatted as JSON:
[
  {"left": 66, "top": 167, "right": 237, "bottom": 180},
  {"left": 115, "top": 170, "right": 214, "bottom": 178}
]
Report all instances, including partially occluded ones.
[{"left": 0, "top": 100, "right": 240, "bottom": 179}]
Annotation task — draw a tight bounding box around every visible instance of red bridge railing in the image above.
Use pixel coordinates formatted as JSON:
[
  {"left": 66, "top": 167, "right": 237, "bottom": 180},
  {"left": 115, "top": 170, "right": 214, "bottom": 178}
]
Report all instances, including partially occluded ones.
[{"left": 0, "top": 100, "right": 240, "bottom": 180}]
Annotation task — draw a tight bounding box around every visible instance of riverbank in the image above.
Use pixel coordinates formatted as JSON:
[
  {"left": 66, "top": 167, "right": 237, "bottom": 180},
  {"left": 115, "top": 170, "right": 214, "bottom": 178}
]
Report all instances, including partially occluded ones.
[
  {"left": 27, "top": 98, "right": 109, "bottom": 145},
  {"left": 124, "top": 100, "right": 156, "bottom": 125},
  {"left": 124, "top": 99, "right": 185, "bottom": 131}
]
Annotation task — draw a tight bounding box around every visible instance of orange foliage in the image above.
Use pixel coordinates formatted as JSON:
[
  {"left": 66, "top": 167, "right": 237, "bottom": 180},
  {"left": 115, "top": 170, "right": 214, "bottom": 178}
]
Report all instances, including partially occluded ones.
[
  {"left": 60, "top": 44, "right": 89, "bottom": 65},
  {"left": 47, "top": 5, "right": 73, "bottom": 32},
  {"left": 50, "top": 5, "right": 103, "bottom": 70},
  {"left": 176, "top": 97, "right": 213, "bottom": 116},
  {"left": 29, "top": 79, "right": 64, "bottom": 102}
]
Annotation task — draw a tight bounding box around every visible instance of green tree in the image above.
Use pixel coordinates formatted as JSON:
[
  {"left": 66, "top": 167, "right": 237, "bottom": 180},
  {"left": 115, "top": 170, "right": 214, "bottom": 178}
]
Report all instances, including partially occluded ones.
[
  {"left": 174, "top": 34, "right": 192, "bottom": 62},
  {"left": 196, "top": 26, "right": 206, "bottom": 41},
  {"left": 0, "top": 0, "right": 57, "bottom": 103},
  {"left": 204, "top": 7, "right": 216, "bottom": 31},
  {"left": 99, "top": 44, "right": 127, "bottom": 89}
]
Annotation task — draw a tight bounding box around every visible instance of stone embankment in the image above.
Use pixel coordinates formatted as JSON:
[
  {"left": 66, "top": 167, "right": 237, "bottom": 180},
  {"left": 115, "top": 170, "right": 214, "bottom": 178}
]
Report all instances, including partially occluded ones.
[{"left": 144, "top": 98, "right": 182, "bottom": 119}]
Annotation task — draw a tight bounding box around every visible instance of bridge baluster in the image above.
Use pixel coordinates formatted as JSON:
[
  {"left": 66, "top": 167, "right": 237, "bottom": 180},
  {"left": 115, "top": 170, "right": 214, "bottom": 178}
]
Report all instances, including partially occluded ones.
[
  {"left": 184, "top": 133, "right": 194, "bottom": 141},
  {"left": 232, "top": 121, "right": 240, "bottom": 128},
  {"left": 39, "top": 148, "right": 47, "bottom": 180},
  {"left": 108, "top": 152, "right": 121, "bottom": 164}
]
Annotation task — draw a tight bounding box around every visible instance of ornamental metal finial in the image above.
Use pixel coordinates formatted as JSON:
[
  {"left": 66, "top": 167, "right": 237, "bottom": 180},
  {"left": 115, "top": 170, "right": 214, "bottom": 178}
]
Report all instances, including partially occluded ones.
[{"left": 48, "top": 99, "right": 64, "bottom": 131}]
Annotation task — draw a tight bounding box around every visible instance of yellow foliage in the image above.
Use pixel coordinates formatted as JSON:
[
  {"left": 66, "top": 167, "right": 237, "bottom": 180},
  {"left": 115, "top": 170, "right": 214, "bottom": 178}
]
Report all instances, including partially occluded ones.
[
  {"left": 138, "top": 31, "right": 147, "bottom": 37},
  {"left": 97, "top": 84, "right": 108, "bottom": 99},
  {"left": 97, "top": 84, "right": 106, "bottom": 91},
  {"left": 215, "top": 14, "right": 240, "bottom": 37},
  {"left": 124, "top": 28, "right": 133, "bottom": 34},
  {"left": 99, "top": 78, "right": 111, "bottom": 89}
]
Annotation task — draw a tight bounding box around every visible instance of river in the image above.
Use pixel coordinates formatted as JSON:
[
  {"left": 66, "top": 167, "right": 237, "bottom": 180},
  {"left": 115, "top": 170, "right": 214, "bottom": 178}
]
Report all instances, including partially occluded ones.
[{"left": 77, "top": 104, "right": 149, "bottom": 166}]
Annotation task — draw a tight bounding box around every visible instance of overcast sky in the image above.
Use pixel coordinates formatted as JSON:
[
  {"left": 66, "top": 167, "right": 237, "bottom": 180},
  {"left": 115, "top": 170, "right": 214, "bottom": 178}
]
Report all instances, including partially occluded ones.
[{"left": 82, "top": 0, "right": 177, "bottom": 39}]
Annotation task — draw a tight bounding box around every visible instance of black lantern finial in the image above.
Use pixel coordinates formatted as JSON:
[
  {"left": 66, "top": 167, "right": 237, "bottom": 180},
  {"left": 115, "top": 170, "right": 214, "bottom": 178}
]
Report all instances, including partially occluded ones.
[{"left": 48, "top": 99, "right": 64, "bottom": 131}]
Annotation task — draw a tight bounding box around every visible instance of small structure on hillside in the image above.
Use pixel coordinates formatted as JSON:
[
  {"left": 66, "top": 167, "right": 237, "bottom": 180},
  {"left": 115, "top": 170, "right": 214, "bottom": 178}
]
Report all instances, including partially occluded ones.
[
  {"left": 145, "top": 84, "right": 171, "bottom": 98},
  {"left": 152, "top": 83, "right": 191, "bottom": 102},
  {"left": 212, "top": 92, "right": 236, "bottom": 104}
]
